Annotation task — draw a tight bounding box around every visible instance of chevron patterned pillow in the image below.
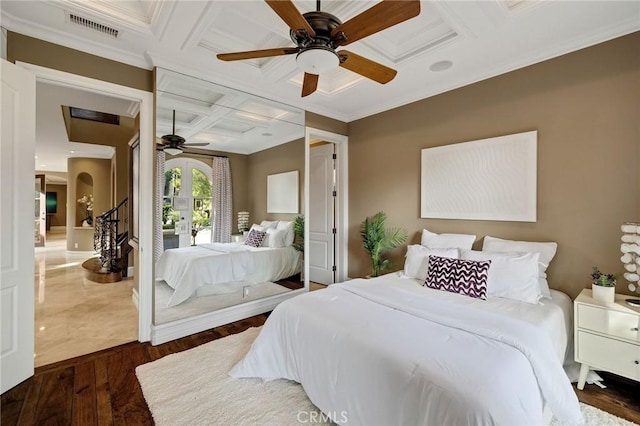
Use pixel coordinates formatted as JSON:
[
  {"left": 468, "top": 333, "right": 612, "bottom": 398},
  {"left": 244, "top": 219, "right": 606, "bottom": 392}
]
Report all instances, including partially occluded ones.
[
  {"left": 424, "top": 255, "right": 491, "bottom": 300},
  {"left": 244, "top": 229, "right": 267, "bottom": 248}
]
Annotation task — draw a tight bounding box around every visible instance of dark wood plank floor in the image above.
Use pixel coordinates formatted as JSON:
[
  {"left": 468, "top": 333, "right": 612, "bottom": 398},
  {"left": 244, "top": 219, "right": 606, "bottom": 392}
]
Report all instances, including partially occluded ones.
[{"left": 3, "top": 312, "right": 639, "bottom": 425}]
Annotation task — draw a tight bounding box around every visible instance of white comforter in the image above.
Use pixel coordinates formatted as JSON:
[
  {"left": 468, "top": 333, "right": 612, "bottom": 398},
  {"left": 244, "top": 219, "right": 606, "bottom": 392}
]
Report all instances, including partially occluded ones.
[
  {"left": 230, "top": 275, "right": 583, "bottom": 425},
  {"left": 156, "top": 242, "right": 301, "bottom": 307}
]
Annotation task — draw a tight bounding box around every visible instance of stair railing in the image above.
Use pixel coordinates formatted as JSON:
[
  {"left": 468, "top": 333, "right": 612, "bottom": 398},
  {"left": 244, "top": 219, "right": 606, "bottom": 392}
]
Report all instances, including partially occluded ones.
[{"left": 94, "top": 198, "right": 128, "bottom": 272}]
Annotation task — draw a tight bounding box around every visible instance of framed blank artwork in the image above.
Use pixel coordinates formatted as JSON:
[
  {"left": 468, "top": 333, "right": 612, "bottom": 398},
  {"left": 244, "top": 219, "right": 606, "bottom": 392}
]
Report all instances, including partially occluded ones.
[
  {"left": 421, "top": 131, "right": 537, "bottom": 222},
  {"left": 268, "top": 170, "right": 299, "bottom": 214}
]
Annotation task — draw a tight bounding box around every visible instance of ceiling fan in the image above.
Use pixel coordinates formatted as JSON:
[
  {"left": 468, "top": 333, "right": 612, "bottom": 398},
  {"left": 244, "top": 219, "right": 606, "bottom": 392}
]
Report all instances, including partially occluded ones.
[
  {"left": 216, "top": 0, "right": 420, "bottom": 97},
  {"left": 158, "top": 110, "right": 209, "bottom": 155}
]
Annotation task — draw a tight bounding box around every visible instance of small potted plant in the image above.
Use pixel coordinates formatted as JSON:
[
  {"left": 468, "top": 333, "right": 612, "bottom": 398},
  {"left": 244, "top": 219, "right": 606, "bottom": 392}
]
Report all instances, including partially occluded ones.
[
  {"left": 360, "top": 211, "right": 407, "bottom": 278},
  {"left": 591, "top": 266, "right": 618, "bottom": 303}
]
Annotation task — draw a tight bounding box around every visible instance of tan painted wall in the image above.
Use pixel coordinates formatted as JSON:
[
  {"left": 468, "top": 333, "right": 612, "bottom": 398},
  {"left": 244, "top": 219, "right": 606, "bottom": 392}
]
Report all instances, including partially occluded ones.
[
  {"left": 305, "top": 112, "right": 348, "bottom": 135},
  {"left": 66, "top": 113, "right": 138, "bottom": 204},
  {"left": 46, "top": 183, "right": 67, "bottom": 227},
  {"left": 247, "top": 138, "right": 305, "bottom": 225},
  {"left": 7, "top": 31, "right": 152, "bottom": 92},
  {"left": 347, "top": 33, "right": 640, "bottom": 299},
  {"left": 67, "top": 157, "right": 112, "bottom": 251}
]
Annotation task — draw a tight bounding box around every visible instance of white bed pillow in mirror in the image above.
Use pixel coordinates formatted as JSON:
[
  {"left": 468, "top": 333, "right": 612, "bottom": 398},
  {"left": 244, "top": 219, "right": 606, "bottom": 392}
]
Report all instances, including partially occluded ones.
[
  {"left": 262, "top": 228, "right": 288, "bottom": 248},
  {"left": 276, "top": 221, "right": 295, "bottom": 246},
  {"left": 421, "top": 228, "right": 476, "bottom": 250},
  {"left": 482, "top": 236, "right": 558, "bottom": 299},
  {"left": 403, "top": 244, "right": 459, "bottom": 281},
  {"left": 260, "top": 220, "right": 279, "bottom": 229},
  {"left": 461, "top": 249, "right": 542, "bottom": 304}
]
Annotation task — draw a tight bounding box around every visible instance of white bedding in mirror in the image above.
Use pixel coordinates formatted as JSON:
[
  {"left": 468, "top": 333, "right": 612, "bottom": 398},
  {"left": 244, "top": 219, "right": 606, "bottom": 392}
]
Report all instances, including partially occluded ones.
[
  {"left": 230, "top": 274, "right": 582, "bottom": 425},
  {"left": 156, "top": 242, "right": 301, "bottom": 307}
]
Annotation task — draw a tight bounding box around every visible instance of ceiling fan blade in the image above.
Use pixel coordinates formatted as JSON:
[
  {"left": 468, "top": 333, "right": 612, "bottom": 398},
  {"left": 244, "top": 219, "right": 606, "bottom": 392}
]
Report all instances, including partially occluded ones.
[
  {"left": 182, "top": 143, "right": 210, "bottom": 147},
  {"left": 217, "top": 47, "right": 299, "bottom": 61},
  {"left": 331, "top": 0, "right": 420, "bottom": 46},
  {"left": 301, "top": 73, "right": 319, "bottom": 97},
  {"left": 338, "top": 50, "right": 397, "bottom": 84},
  {"left": 265, "top": 0, "right": 316, "bottom": 38}
]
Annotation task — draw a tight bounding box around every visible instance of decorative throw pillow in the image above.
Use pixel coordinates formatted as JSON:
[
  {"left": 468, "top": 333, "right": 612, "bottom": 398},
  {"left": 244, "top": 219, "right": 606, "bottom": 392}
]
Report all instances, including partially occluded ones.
[
  {"left": 421, "top": 228, "right": 476, "bottom": 250},
  {"left": 424, "top": 255, "right": 490, "bottom": 300},
  {"left": 404, "top": 245, "right": 459, "bottom": 281},
  {"left": 244, "top": 229, "right": 266, "bottom": 248}
]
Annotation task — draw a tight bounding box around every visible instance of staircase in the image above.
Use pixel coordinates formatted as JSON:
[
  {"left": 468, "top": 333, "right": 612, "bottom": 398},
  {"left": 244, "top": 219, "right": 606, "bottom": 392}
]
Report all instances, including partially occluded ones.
[{"left": 82, "top": 198, "right": 131, "bottom": 283}]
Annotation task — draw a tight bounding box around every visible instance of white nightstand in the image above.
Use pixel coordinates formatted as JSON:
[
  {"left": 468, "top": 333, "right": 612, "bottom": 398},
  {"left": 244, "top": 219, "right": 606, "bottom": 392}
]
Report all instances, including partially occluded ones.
[{"left": 574, "top": 288, "right": 640, "bottom": 390}]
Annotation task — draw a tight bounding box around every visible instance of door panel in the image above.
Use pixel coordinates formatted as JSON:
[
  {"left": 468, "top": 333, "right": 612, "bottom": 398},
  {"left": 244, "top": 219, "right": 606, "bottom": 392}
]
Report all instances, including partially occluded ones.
[
  {"left": 1, "top": 60, "right": 36, "bottom": 393},
  {"left": 309, "top": 143, "right": 335, "bottom": 284}
]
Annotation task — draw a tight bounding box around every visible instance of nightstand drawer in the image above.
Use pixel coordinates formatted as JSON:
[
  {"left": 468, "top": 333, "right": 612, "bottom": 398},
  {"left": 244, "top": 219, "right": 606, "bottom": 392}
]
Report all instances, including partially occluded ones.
[
  {"left": 577, "top": 304, "right": 640, "bottom": 342},
  {"left": 576, "top": 331, "right": 640, "bottom": 380}
]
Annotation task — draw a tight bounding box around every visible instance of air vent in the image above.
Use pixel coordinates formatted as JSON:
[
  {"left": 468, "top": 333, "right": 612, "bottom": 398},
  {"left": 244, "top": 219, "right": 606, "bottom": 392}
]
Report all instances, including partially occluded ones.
[{"left": 69, "top": 14, "right": 119, "bottom": 38}]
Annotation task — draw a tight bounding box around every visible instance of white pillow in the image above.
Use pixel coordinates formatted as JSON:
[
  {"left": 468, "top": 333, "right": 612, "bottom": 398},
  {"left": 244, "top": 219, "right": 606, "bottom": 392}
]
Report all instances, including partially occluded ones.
[
  {"left": 482, "top": 236, "right": 558, "bottom": 299},
  {"left": 404, "top": 244, "right": 459, "bottom": 281},
  {"left": 260, "top": 220, "right": 278, "bottom": 229},
  {"left": 276, "top": 220, "right": 294, "bottom": 246},
  {"left": 421, "top": 228, "right": 476, "bottom": 250},
  {"left": 262, "top": 228, "right": 287, "bottom": 248},
  {"left": 250, "top": 223, "right": 267, "bottom": 232},
  {"left": 461, "top": 249, "right": 541, "bottom": 304}
]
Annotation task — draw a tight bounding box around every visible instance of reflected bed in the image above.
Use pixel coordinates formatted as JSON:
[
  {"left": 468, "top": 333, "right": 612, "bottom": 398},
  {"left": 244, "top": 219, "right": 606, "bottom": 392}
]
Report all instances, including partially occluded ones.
[{"left": 155, "top": 242, "right": 301, "bottom": 307}]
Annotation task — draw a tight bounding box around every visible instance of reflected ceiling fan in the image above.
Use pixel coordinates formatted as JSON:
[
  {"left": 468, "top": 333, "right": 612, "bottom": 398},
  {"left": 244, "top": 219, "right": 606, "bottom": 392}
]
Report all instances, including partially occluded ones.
[
  {"left": 158, "top": 110, "right": 209, "bottom": 155},
  {"left": 216, "top": 0, "right": 420, "bottom": 97}
]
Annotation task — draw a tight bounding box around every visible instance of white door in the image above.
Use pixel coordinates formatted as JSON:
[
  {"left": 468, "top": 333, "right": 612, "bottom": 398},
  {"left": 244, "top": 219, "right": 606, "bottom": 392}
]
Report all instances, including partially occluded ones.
[
  {"left": 309, "top": 143, "right": 336, "bottom": 284},
  {"left": 162, "top": 158, "right": 213, "bottom": 249},
  {"left": 1, "top": 59, "right": 36, "bottom": 393}
]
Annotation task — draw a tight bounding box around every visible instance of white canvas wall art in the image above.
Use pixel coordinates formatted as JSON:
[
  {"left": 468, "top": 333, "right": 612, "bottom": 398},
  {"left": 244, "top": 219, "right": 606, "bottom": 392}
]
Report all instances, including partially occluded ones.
[
  {"left": 268, "top": 170, "right": 299, "bottom": 214},
  {"left": 421, "top": 131, "right": 537, "bottom": 222}
]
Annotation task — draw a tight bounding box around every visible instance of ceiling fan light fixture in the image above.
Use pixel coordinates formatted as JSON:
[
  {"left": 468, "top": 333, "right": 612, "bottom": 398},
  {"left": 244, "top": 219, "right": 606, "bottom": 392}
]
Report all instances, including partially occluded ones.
[
  {"left": 164, "top": 146, "right": 183, "bottom": 156},
  {"left": 296, "top": 47, "right": 339, "bottom": 74}
]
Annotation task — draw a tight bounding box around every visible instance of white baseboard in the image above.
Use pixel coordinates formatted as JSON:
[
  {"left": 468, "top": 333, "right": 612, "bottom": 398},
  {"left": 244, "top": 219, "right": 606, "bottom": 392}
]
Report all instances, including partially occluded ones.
[
  {"left": 66, "top": 250, "right": 97, "bottom": 256},
  {"left": 50, "top": 226, "right": 66, "bottom": 233},
  {"left": 150, "top": 290, "right": 304, "bottom": 345},
  {"left": 132, "top": 288, "right": 139, "bottom": 310}
]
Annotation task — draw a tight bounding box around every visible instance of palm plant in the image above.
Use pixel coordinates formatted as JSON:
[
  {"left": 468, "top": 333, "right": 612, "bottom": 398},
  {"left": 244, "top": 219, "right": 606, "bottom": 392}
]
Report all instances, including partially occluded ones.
[
  {"left": 360, "top": 211, "right": 407, "bottom": 277},
  {"left": 292, "top": 215, "right": 304, "bottom": 253}
]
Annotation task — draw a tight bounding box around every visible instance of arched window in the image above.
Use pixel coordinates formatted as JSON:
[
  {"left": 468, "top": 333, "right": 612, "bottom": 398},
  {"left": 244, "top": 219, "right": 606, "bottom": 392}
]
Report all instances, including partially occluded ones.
[{"left": 162, "top": 158, "right": 213, "bottom": 248}]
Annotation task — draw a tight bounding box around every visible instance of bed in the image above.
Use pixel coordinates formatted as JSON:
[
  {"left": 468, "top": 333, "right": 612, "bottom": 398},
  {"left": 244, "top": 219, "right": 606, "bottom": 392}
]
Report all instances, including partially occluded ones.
[
  {"left": 230, "top": 231, "right": 583, "bottom": 425},
  {"left": 155, "top": 242, "right": 301, "bottom": 307}
]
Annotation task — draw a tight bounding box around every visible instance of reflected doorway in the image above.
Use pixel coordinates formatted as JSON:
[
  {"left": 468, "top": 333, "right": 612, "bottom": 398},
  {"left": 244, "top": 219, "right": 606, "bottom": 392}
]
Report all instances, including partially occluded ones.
[{"left": 162, "top": 158, "right": 213, "bottom": 249}]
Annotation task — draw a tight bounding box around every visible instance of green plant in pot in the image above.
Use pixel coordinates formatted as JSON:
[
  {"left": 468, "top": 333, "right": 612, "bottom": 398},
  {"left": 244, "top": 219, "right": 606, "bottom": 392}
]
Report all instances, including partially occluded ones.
[
  {"left": 292, "top": 215, "right": 304, "bottom": 253},
  {"left": 360, "top": 211, "right": 407, "bottom": 277}
]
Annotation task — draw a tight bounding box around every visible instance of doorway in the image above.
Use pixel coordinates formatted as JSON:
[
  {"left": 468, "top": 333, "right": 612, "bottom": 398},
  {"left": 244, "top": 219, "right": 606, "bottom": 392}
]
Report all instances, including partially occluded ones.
[
  {"left": 162, "top": 158, "right": 214, "bottom": 249},
  {"left": 308, "top": 142, "right": 336, "bottom": 284},
  {"left": 13, "top": 62, "right": 153, "bottom": 376},
  {"left": 304, "top": 128, "right": 348, "bottom": 287}
]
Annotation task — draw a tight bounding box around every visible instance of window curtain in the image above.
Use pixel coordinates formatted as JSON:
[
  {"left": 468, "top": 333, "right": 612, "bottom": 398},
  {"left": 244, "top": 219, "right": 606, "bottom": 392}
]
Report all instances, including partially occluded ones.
[
  {"left": 212, "top": 156, "right": 232, "bottom": 243},
  {"left": 154, "top": 150, "right": 166, "bottom": 262}
]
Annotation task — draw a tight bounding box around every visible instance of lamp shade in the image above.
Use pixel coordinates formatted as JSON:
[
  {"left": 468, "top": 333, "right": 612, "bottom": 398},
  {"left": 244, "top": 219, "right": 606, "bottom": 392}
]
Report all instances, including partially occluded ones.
[
  {"left": 296, "top": 48, "right": 339, "bottom": 74},
  {"left": 164, "top": 147, "right": 182, "bottom": 156}
]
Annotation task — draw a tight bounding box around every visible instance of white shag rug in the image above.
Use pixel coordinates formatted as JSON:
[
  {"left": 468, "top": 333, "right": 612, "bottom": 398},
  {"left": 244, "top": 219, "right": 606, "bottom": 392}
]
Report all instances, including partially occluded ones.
[{"left": 136, "top": 328, "right": 637, "bottom": 426}]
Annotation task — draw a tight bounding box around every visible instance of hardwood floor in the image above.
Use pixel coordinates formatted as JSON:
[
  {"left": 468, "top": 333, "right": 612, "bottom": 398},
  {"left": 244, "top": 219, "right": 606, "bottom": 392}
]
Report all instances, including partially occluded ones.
[{"left": 3, "top": 312, "right": 639, "bottom": 425}]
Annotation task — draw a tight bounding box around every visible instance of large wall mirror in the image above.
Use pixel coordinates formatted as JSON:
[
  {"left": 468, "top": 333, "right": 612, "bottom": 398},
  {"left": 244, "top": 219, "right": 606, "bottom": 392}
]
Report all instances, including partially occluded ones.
[{"left": 152, "top": 68, "right": 306, "bottom": 342}]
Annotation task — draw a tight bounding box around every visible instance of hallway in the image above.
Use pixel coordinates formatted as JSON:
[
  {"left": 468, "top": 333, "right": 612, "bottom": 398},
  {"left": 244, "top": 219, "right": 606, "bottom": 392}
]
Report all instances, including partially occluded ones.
[{"left": 34, "top": 232, "right": 138, "bottom": 367}]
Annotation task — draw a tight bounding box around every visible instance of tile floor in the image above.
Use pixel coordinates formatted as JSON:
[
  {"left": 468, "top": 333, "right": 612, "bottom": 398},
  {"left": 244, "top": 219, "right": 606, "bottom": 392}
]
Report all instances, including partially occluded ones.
[{"left": 34, "top": 232, "right": 138, "bottom": 367}]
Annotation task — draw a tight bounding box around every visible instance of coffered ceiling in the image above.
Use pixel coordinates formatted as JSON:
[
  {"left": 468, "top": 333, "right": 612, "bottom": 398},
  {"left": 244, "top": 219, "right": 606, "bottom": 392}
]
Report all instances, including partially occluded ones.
[{"left": 2, "top": 1, "right": 638, "bottom": 124}]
